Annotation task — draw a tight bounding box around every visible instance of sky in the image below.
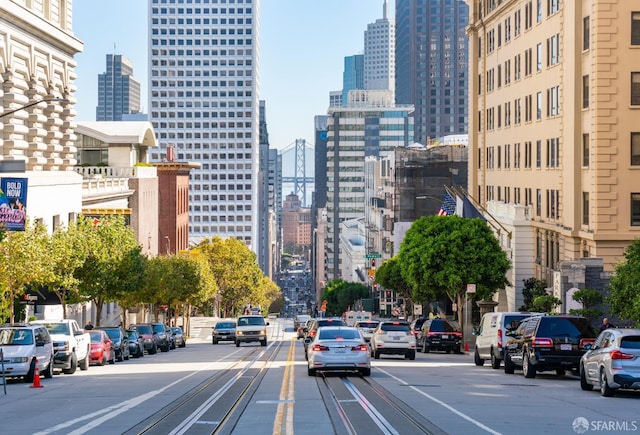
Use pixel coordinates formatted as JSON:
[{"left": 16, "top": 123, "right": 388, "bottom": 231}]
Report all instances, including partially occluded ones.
[{"left": 72, "top": 0, "right": 388, "bottom": 151}]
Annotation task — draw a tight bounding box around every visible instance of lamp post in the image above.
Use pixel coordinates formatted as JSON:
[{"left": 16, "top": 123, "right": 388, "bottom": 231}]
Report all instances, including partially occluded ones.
[{"left": 0, "top": 97, "right": 69, "bottom": 119}]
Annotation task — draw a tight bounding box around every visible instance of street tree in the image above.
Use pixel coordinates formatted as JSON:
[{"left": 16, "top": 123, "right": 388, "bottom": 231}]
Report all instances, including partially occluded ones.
[
  {"left": 375, "top": 256, "right": 413, "bottom": 306},
  {"left": 518, "top": 277, "right": 548, "bottom": 311},
  {"left": 569, "top": 288, "right": 603, "bottom": 322},
  {"left": 321, "top": 279, "right": 369, "bottom": 316},
  {"left": 607, "top": 239, "right": 640, "bottom": 325},
  {"left": 530, "top": 294, "right": 561, "bottom": 313},
  {"left": 398, "top": 215, "right": 510, "bottom": 328}
]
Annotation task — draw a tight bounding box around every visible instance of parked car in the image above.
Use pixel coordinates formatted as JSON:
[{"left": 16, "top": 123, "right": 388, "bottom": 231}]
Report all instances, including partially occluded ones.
[
  {"left": 369, "top": 320, "right": 416, "bottom": 360},
  {"left": 303, "top": 318, "right": 346, "bottom": 358},
  {"left": 306, "top": 326, "right": 371, "bottom": 377},
  {"left": 126, "top": 329, "right": 145, "bottom": 358},
  {"left": 504, "top": 315, "right": 597, "bottom": 378},
  {"left": 580, "top": 328, "right": 640, "bottom": 397},
  {"left": 212, "top": 319, "right": 237, "bottom": 344},
  {"left": 96, "top": 326, "right": 130, "bottom": 362},
  {"left": 354, "top": 320, "right": 380, "bottom": 343},
  {"left": 171, "top": 326, "right": 187, "bottom": 348},
  {"left": 474, "top": 311, "right": 540, "bottom": 369},
  {"left": 235, "top": 315, "right": 269, "bottom": 347},
  {"left": 417, "top": 318, "right": 463, "bottom": 354},
  {"left": 87, "top": 330, "right": 115, "bottom": 366},
  {"left": 130, "top": 324, "right": 158, "bottom": 354},
  {"left": 0, "top": 324, "right": 54, "bottom": 382},
  {"left": 150, "top": 322, "right": 172, "bottom": 352}
]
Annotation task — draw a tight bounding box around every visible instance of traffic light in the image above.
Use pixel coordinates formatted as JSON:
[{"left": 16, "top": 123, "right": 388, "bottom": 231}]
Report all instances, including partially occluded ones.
[{"left": 371, "top": 259, "right": 376, "bottom": 267}]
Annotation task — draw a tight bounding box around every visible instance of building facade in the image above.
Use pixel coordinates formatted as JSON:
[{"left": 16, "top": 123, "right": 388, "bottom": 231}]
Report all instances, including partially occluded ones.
[
  {"left": 342, "top": 54, "right": 364, "bottom": 105},
  {"left": 395, "top": 0, "right": 469, "bottom": 143},
  {"left": 467, "top": 1, "right": 640, "bottom": 309},
  {"left": 364, "top": 0, "right": 395, "bottom": 93},
  {"left": 96, "top": 54, "right": 141, "bottom": 121},
  {"left": 148, "top": 0, "right": 260, "bottom": 250}
]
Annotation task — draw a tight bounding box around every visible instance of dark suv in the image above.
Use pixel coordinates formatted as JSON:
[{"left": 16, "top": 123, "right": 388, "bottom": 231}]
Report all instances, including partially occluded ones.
[
  {"left": 417, "top": 318, "right": 463, "bottom": 353},
  {"left": 151, "top": 322, "right": 172, "bottom": 352},
  {"left": 97, "top": 326, "right": 130, "bottom": 361},
  {"left": 504, "top": 315, "right": 596, "bottom": 378}
]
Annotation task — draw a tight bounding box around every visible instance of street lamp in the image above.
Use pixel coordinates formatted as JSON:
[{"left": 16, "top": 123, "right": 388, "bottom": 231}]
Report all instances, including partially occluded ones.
[{"left": 0, "top": 97, "right": 69, "bottom": 119}]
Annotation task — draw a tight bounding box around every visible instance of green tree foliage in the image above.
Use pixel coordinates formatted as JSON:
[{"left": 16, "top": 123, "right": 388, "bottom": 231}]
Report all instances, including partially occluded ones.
[
  {"left": 321, "top": 279, "right": 369, "bottom": 316},
  {"left": 0, "top": 221, "right": 50, "bottom": 323},
  {"left": 530, "top": 294, "right": 561, "bottom": 313},
  {"left": 569, "top": 288, "right": 603, "bottom": 321},
  {"left": 398, "top": 216, "right": 510, "bottom": 325},
  {"left": 608, "top": 239, "right": 640, "bottom": 325},
  {"left": 374, "top": 257, "right": 412, "bottom": 301},
  {"left": 518, "top": 277, "right": 548, "bottom": 311}
]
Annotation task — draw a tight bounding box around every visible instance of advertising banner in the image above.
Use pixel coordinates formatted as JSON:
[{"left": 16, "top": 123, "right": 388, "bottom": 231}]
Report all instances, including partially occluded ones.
[{"left": 0, "top": 177, "right": 28, "bottom": 231}]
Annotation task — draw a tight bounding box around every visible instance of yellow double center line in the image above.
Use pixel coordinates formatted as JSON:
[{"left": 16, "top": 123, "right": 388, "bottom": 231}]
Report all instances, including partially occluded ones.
[{"left": 273, "top": 337, "right": 296, "bottom": 434}]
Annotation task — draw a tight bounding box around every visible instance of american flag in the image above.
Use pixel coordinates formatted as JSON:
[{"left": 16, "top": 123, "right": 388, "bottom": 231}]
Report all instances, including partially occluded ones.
[{"left": 437, "top": 192, "right": 456, "bottom": 216}]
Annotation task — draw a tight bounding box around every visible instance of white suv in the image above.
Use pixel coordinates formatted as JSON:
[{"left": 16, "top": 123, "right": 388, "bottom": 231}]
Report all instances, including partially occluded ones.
[
  {"left": 235, "top": 315, "right": 269, "bottom": 347},
  {"left": 474, "top": 311, "right": 539, "bottom": 369},
  {"left": 370, "top": 320, "right": 416, "bottom": 360},
  {"left": 0, "top": 324, "right": 55, "bottom": 382}
]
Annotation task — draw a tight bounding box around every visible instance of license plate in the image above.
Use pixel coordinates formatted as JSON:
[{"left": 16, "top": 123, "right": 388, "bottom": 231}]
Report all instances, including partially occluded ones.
[
  {"left": 560, "top": 344, "right": 572, "bottom": 351},
  {"left": 442, "top": 334, "right": 448, "bottom": 339},
  {"left": 335, "top": 348, "right": 346, "bottom": 353},
  {"left": 393, "top": 336, "right": 401, "bottom": 340}
]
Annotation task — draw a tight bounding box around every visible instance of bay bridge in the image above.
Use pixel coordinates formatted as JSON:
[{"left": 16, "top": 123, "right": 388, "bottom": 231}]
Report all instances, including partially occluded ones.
[{"left": 279, "top": 138, "right": 315, "bottom": 207}]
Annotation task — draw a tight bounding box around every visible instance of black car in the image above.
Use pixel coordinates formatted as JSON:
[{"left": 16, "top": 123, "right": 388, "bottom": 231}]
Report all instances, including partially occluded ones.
[
  {"left": 126, "top": 329, "right": 145, "bottom": 358},
  {"left": 150, "top": 322, "right": 172, "bottom": 352},
  {"left": 504, "top": 315, "right": 597, "bottom": 378},
  {"left": 417, "top": 318, "right": 463, "bottom": 353},
  {"left": 97, "top": 326, "right": 130, "bottom": 362}
]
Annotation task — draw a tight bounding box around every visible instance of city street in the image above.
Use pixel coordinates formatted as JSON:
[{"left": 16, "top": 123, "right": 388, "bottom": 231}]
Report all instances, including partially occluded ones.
[{"left": 0, "top": 318, "right": 637, "bottom": 435}]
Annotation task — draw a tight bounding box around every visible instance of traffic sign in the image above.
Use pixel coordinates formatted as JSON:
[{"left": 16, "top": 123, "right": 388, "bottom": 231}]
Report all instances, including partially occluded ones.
[{"left": 365, "top": 253, "right": 382, "bottom": 259}]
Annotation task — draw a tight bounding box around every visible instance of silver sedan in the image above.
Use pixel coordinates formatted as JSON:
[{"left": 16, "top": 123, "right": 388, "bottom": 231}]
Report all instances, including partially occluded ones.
[
  {"left": 306, "top": 326, "right": 371, "bottom": 377},
  {"left": 580, "top": 328, "right": 640, "bottom": 397}
]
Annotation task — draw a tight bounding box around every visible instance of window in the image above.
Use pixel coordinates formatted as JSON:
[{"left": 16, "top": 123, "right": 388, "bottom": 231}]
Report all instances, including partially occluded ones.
[
  {"left": 583, "top": 133, "right": 590, "bottom": 167},
  {"left": 547, "top": 85, "right": 560, "bottom": 116},
  {"left": 582, "top": 192, "right": 589, "bottom": 225},
  {"left": 632, "top": 132, "right": 640, "bottom": 165},
  {"left": 525, "top": 141, "right": 532, "bottom": 168},
  {"left": 583, "top": 75, "right": 590, "bottom": 108},
  {"left": 632, "top": 193, "right": 640, "bottom": 226},
  {"left": 537, "top": 0, "right": 542, "bottom": 23},
  {"left": 536, "top": 188, "right": 542, "bottom": 217},
  {"left": 525, "top": 1, "right": 533, "bottom": 30},
  {"left": 632, "top": 73, "right": 640, "bottom": 105},
  {"left": 547, "top": 34, "right": 560, "bottom": 66},
  {"left": 537, "top": 43, "right": 543, "bottom": 71},
  {"left": 632, "top": 12, "right": 640, "bottom": 45},
  {"left": 548, "top": 0, "right": 561, "bottom": 15},
  {"left": 547, "top": 138, "right": 559, "bottom": 168},
  {"left": 537, "top": 92, "right": 542, "bottom": 120},
  {"left": 583, "top": 16, "right": 590, "bottom": 50},
  {"left": 515, "top": 10, "right": 521, "bottom": 36},
  {"left": 536, "top": 140, "right": 542, "bottom": 168}
]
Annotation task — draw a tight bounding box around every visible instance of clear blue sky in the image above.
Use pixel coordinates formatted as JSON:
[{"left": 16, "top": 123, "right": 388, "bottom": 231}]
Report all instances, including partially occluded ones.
[{"left": 73, "top": 0, "right": 387, "bottom": 150}]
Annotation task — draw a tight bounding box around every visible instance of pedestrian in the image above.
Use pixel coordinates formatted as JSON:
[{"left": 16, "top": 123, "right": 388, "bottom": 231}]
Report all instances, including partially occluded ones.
[
  {"left": 85, "top": 320, "right": 94, "bottom": 330},
  {"left": 599, "top": 317, "right": 615, "bottom": 333}
]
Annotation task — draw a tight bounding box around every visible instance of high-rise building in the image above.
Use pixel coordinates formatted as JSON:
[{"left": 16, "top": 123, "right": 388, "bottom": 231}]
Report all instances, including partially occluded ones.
[
  {"left": 325, "top": 90, "right": 413, "bottom": 282},
  {"left": 467, "top": 1, "right": 640, "bottom": 310},
  {"left": 148, "top": 0, "right": 260, "bottom": 250},
  {"left": 395, "top": 0, "right": 469, "bottom": 144},
  {"left": 96, "top": 54, "right": 141, "bottom": 121},
  {"left": 342, "top": 55, "right": 364, "bottom": 105},
  {"left": 364, "top": 0, "right": 395, "bottom": 93}
]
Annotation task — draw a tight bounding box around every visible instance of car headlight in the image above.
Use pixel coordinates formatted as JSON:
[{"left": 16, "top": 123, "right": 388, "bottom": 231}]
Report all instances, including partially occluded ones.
[
  {"left": 144, "top": 338, "right": 152, "bottom": 343},
  {"left": 10, "top": 357, "right": 29, "bottom": 363},
  {"left": 236, "top": 331, "right": 243, "bottom": 336},
  {"left": 260, "top": 330, "right": 266, "bottom": 335}
]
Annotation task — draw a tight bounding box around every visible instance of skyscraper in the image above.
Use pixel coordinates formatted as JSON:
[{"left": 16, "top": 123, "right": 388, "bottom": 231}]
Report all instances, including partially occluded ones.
[
  {"left": 96, "top": 54, "right": 141, "bottom": 121},
  {"left": 364, "top": 0, "right": 395, "bottom": 93},
  {"left": 148, "top": 0, "right": 260, "bottom": 250},
  {"left": 342, "top": 55, "right": 364, "bottom": 105},
  {"left": 395, "top": 0, "right": 469, "bottom": 144}
]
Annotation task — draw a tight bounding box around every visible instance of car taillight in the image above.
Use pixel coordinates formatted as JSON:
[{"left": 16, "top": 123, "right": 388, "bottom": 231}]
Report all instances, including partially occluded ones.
[
  {"left": 610, "top": 350, "right": 635, "bottom": 360},
  {"left": 352, "top": 344, "right": 368, "bottom": 352},
  {"left": 497, "top": 329, "right": 503, "bottom": 348},
  {"left": 580, "top": 338, "right": 595, "bottom": 349},
  {"left": 427, "top": 332, "right": 438, "bottom": 337},
  {"left": 452, "top": 332, "right": 462, "bottom": 337},
  {"left": 312, "top": 344, "right": 329, "bottom": 352},
  {"left": 309, "top": 330, "right": 317, "bottom": 337},
  {"left": 532, "top": 337, "right": 553, "bottom": 347}
]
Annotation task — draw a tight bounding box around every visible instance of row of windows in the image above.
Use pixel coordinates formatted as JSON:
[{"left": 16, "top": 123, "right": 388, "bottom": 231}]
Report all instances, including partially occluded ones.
[
  {"left": 484, "top": 138, "right": 560, "bottom": 170},
  {"left": 152, "top": 18, "right": 251, "bottom": 25},
  {"left": 151, "top": 48, "right": 251, "bottom": 57},
  {"left": 486, "top": 186, "right": 560, "bottom": 220},
  {"left": 583, "top": 12, "right": 640, "bottom": 50},
  {"left": 152, "top": 7, "right": 251, "bottom": 14},
  {"left": 581, "top": 133, "right": 640, "bottom": 168},
  {"left": 190, "top": 225, "right": 252, "bottom": 235},
  {"left": 582, "top": 193, "right": 640, "bottom": 227},
  {"left": 192, "top": 194, "right": 250, "bottom": 202},
  {"left": 152, "top": 111, "right": 253, "bottom": 119},
  {"left": 582, "top": 73, "right": 640, "bottom": 108},
  {"left": 190, "top": 183, "right": 252, "bottom": 191},
  {"left": 153, "top": 121, "right": 252, "bottom": 129},
  {"left": 152, "top": 0, "right": 253, "bottom": 4},
  {"left": 151, "top": 38, "right": 252, "bottom": 47}
]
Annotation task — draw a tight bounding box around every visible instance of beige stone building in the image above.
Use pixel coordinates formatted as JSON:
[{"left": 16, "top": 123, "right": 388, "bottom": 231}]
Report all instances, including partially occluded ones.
[{"left": 467, "top": 1, "right": 640, "bottom": 309}]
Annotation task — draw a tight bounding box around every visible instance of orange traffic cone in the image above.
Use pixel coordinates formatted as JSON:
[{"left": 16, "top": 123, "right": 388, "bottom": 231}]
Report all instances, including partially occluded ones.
[
  {"left": 464, "top": 341, "right": 470, "bottom": 353},
  {"left": 30, "top": 359, "right": 43, "bottom": 388}
]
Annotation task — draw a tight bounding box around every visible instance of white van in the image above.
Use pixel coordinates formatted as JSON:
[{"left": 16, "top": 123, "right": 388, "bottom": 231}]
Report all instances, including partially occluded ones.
[
  {"left": 474, "top": 311, "right": 539, "bottom": 369},
  {"left": 0, "top": 324, "right": 55, "bottom": 382}
]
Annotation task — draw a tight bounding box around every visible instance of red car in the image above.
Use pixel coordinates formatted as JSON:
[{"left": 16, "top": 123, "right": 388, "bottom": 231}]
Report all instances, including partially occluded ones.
[{"left": 87, "top": 330, "right": 116, "bottom": 366}]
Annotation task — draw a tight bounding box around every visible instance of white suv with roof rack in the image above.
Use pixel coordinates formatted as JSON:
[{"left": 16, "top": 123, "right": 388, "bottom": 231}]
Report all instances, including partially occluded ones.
[{"left": 0, "top": 323, "right": 54, "bottom": 383}]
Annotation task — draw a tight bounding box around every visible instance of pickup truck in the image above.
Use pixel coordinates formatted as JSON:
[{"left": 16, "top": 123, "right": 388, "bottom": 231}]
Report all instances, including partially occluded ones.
[{"left": 31, "top": 319, "right": 90, "bottom": 374}]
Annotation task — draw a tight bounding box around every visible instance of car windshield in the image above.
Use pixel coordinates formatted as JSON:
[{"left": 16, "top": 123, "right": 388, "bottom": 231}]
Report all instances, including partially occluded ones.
[
  {"left": 151, "top": 324, "right": 166, "bottom": 333},
  {"left": 127, "top": 331, "right": 138, "bottom": 340},
  {"left": 102, "top": 329, "right": 119, "bottom": 340},
  {"left": 88, "top": 331, "right": 105, "bottom": 343},
  {"left": 504, "top": 315, "right": 531, "bottom": 326},
  {"left": 620, "top": 336, "right": 640, "bottom": 349},
  {"left": 237, "top": 317, "right": 265, "bottom": 326},
  {"left": 134, "top": 325, "right": 152, "bottom": 335},
  {"left": 317, "top": 319, "right": 344, "bottom": 327},
  {"left": 41, "top": 323, "right": 70, "bottom": 335},
  {"left": 356, "top": 322, "right": 379, "bottom": 328},
  {"left": 429, "top": 320, "right": 461, "bottom": 332},
  {"left": 381, "top": 323, "right": 410, "bottom": 332},
  {"left": 318, "top": 329, "right": 360, "bottom": 340},
  {"left": 216, "top": 322, "right": 236, "bottom": 329},
  {"left": 171, "top": 327, "right": 182, "bottom": 334},
  {"left": 0, "top": 328, "right": 34, "bottom": 345},
  {"left": 537, "top": 318, "right": 596, "bottom": 338}
]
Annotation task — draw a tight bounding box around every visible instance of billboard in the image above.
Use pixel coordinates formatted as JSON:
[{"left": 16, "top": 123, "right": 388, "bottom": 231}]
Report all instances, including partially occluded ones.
[{"left": 0, "top": 177, "right": 28, "bottom": 231}]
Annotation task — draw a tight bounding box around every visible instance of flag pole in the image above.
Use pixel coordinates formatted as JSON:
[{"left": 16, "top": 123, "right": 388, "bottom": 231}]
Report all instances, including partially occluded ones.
[{"left": 458, "top": 187, "right": 512, "bottom": 240}]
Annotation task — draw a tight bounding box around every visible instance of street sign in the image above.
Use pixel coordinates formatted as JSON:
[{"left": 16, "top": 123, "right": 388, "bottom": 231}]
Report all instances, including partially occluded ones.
[
  {"left": 365, "top": 253, "right": 382, "bottom": 259},
  {"left": 466, "top": 284, "right": 476, "bottom": 294}
]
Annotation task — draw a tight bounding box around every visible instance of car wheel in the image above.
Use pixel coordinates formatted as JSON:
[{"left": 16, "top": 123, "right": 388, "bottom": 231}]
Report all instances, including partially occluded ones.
[
  {"left": 523, "top": 352, "right": 536, "bottom": 378},
  {"left": 109, "top": 352, "right": 116, "bottom": 365},
  {"left": 504, "top": 353, "right": 515, "bottom": 374},
  {"left": 408, "top": 351, "right": 416, "bottom": 361},
  {"left": 580, "top": 365, "right": 593, "bottom": 391},
  {"left": 180, "top": 341, "right": 186, "bottom": 348},
  {"left": 212, "top": 338, "right": 218, "bottom": 345},
  {"left": 79, "top": 352, "right": 89, "bottom": 371},
  {"left": 361, "top": 368, "right": 371, "bottom": 376},
  {"left": 261, "top": 339, "right": 267, "bottom": 346},
  {"left": 556, "top": 369, "right": 566, "bottom": 376},
  {"left": 445, "top": 349, "right": 451, "bottom": 354},
  {"left": 490, "top": 350, "right": 500, "bottom": 369},
  {"left": 600, "top": 368, "right": 615, "bottom": 397},
  {"left": 117, "top": 350, "right": 123, "bottom": 362},
  {"left": 374, "top": 350, "right": 381, "bottom": 360},
  {"left": 474, "top": 348, "right": 485, "bottom": 366},
  {"left": 308, "top": 367, "right": 316, "bottom": 376},
  {"left": 139, "top": 347, "right": 144, "bottom": 358},
  {"left": 150, "top": 344, "right": 157, "bottom": 355},
  {"left": 43, "top": 357, "right": 54, "bottom": 379},
  {"left": 99, "top": 353, "right": 105, "bottom": 366},
  {"left": 235, "top": 340, "right": 240, "bottom": 347},
  {"left": 63, "top": 353, "right": 77, "bottom": 375},
  {"left": 124, "top": 349, "right": 130, "bottom": 360}
]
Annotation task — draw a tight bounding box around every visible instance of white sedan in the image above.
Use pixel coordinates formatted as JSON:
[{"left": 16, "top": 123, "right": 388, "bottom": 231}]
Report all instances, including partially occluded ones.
[{"left": 306, "top": 326, "right": 371, "bottom": 376}]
